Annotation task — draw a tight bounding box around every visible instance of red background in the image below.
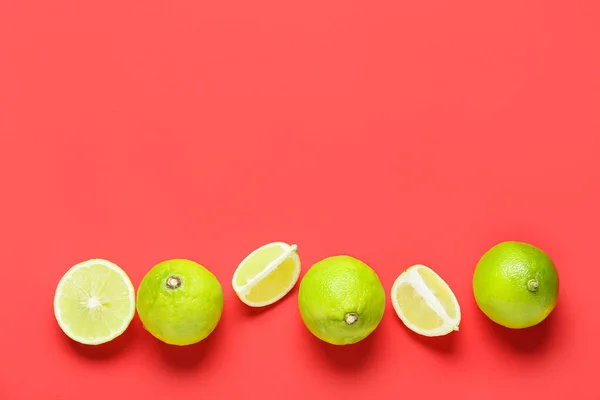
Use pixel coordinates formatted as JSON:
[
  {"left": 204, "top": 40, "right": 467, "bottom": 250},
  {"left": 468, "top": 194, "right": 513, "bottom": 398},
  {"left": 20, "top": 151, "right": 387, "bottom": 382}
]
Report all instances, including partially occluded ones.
[{"left": 1, "top": 1, "right": 599, "bottom": 399}]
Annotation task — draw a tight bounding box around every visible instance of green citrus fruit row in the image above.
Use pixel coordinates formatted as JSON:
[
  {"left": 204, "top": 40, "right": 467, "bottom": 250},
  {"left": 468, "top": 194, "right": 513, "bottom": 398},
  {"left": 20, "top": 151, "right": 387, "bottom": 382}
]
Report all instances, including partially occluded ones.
[{"left": 53, "top": 241, "right": 559, "bottom": 347}]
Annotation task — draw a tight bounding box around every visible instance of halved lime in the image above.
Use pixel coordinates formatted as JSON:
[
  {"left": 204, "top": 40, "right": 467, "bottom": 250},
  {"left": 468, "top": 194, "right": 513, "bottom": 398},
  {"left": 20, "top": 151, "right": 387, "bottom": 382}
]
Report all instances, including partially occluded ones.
[{"left": 54, "top": 259, "right": 136, "bottom": 345}]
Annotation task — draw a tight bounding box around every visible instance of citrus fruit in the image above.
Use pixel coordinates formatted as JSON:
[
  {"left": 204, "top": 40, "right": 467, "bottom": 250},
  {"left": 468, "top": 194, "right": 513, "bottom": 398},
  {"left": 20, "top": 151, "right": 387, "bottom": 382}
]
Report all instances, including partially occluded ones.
[
  {"left": 232, "top": 242, "right": 301, "bottom": 307},
  {"left": 53, "top": 258, "right": 136, "bottom": 345},
  {"left": 391, "top": 264, "right": 461, "bottom": 337},
  {"left": 298, "top": 255, "right": 386, "bottom": 345},
  {"left": 473, "top": 241, "right": 559, "bottom": 329},
  {"left": 136, "top": 259, "right": 224, "bottom": 346}
]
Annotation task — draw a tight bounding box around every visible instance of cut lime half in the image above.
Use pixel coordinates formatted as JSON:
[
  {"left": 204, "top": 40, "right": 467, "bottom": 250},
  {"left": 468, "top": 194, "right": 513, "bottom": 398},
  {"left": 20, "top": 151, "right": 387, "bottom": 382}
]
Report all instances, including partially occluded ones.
[{"left": 54, "top": 258, "right": 136, "bottom": 345}]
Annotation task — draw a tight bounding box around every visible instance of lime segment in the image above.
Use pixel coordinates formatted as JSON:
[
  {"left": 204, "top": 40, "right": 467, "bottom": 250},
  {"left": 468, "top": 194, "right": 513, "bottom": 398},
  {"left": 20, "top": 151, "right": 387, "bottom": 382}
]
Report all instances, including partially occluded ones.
[
  {"left": 391, "top": 264, "right": 461, "bottom": 337},
  {"left": 232, "top": 242, "right": 301, "bottom": 307}
]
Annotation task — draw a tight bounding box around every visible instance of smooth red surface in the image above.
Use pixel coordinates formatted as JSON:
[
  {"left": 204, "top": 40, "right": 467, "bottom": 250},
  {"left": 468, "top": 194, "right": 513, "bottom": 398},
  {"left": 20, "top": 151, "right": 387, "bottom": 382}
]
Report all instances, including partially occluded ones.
[{"left": 1, "top": 1, "right": 599, "bottom": 399}]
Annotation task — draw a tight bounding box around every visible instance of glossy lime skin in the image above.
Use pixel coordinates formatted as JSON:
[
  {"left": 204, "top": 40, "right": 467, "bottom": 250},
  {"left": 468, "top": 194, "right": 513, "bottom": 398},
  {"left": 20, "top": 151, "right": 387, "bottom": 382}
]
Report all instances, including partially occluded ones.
[
  {"left": 473, "top": 241, "right": 559, "bottom": 329},
  {"left": 137, "top": 259, "right": 224, "bottom": 346},
  {"left": 298, "top": 255, "right": 386, "bottom": 345}
]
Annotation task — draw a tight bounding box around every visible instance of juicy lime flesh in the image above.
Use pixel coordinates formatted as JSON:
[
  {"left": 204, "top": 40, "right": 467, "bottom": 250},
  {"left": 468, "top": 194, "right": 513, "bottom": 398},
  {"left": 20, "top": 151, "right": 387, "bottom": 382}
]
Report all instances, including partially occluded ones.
[
  {"left": 56, "top": 263, "right": 133, "bottom": 344},
  {"left": 244, "top": 257, "right": 297, "bottom": 303},
  {"left": 394, "top": 282, "right": 445, "bottom": 330},
  {"left": 298, "top": 255, "right": 386, "bottom": 345},
  {"left": 137, "top": 259, "right": 224, "bottom": 346},
  {"left": 418, "top": 267, "right": 458, "bottom": 320},
  {"left": 473, "top": 241, "right": 559, "bottom": 329},
  {"left": 234, "top": 245, "right": 285, "bottom": 288}
]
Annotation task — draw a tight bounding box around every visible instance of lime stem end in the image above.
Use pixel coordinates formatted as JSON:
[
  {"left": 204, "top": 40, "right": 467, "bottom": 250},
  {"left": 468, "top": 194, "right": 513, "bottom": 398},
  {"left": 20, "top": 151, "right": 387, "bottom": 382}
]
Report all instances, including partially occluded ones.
[
  {"left": 344, "top": 312, "right": 358, "bottom": 325},
  {"left": 166, "top": 276, "right": 182, "bottom": 289},
  {"left": 527, "top": 279, "right": 539, "bottom": 292}
]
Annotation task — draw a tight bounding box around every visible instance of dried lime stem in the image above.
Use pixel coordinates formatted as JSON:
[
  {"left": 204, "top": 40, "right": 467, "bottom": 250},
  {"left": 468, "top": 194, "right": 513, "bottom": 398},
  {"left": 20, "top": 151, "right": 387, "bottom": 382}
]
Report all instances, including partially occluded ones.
[
  {"left": 166, "top": 276, "right": 182, "bottom": 289},
  {"left": 344, "top": 312, "right": 358, "bottom": 325},
  {"left": 527, "top": 279, "right": 539, "bottom": 292}
]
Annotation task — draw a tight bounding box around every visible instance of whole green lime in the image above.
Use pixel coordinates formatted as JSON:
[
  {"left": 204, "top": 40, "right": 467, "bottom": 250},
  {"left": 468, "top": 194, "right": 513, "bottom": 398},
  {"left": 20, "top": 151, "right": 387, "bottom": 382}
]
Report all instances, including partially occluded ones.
[
  {"left": 473, "top": 241, "right": 559, "bottom": 329},
  {"left": 137, "top": 259, "right": 224, "bottom": 345},
  {"left": 298, "top": 255, "right": 386, "bottom": 345}
]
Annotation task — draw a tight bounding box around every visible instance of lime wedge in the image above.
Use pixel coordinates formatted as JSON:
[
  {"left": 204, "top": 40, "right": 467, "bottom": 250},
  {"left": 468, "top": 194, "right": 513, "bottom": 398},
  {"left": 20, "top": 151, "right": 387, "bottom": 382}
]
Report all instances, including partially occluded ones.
[
  {"left": 391, "top": 264, "right": 461, "bottom": 337},
  {"left": 232, "top": 242, "right": 301, "bottom": 307}
]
